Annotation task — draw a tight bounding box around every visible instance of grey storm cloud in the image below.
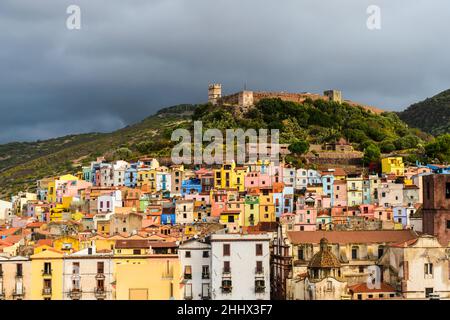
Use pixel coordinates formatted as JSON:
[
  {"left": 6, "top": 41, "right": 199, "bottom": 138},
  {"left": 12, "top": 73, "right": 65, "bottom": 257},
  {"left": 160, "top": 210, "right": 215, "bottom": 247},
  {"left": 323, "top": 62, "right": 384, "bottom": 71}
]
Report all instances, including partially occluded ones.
[{"left": 1, "top": 0, "right": 450, "bottom": 143}]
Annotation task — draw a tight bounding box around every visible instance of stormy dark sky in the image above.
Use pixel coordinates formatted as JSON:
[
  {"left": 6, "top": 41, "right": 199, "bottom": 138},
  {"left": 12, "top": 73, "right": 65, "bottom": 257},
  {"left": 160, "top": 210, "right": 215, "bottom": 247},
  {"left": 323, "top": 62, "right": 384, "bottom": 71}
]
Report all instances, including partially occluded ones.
[{"left": 1, "top": 0, "right": 450, "bottom": 143}]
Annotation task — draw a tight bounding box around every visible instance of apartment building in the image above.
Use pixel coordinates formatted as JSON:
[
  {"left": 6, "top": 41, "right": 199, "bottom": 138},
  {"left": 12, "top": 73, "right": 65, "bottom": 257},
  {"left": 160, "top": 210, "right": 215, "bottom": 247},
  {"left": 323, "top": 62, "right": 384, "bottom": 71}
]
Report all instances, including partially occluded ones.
[
  {"left": 210, "top": 233, "right": 271, "bottom": 300},
  {"left": 179, "top": 239, "right": 212, "bottom": 300},
  {"left": 62, "top": 247, "right": 114, "bottom": 300}
]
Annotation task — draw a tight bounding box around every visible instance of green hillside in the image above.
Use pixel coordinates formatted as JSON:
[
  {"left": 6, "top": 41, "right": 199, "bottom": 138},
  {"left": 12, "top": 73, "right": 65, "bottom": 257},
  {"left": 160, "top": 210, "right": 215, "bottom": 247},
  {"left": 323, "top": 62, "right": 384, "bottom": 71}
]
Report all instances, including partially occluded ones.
[
  {"left": 398, "top": 89, "right": 450, "bottom": 135},
  {"left": 194, "top": 98, "right": 430, "bottom": 154}
]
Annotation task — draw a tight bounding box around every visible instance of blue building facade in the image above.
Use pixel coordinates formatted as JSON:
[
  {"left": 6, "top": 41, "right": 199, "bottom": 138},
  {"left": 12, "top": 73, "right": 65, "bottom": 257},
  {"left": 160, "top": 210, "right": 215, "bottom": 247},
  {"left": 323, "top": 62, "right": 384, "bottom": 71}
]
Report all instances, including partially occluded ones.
[
  {"left": 125, "top": 163, "right": 138, "bottom": 188},
  {"left": 393, "top": 206, "right": 408, "bottom": 227},
  {"left": 181, "top": 178, "right": 202, "bottom": 196}
]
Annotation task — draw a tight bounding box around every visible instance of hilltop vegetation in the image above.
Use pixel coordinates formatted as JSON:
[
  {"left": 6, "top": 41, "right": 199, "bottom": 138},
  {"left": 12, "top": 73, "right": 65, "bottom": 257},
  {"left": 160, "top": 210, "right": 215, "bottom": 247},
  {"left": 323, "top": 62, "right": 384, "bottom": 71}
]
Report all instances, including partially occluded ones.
[
  {"left": 193, "top": 98, "right": 431, "bottom": 158},
  {"left": 399, "top": 89, "right": 450, "bottom": 136}
]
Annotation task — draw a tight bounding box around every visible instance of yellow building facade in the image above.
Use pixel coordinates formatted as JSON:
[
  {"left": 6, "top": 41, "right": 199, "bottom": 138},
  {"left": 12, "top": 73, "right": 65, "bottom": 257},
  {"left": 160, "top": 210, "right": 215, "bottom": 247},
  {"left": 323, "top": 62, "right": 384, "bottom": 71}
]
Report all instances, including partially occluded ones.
[
  {"left": 114, "top": 255, "right": 181, "bottom": 300},
  {"left": 381, "top": 157, "right": 405, "bottom": 176},
  {"left": 30, "top": 249, "right": 64, "bottom": 300}
]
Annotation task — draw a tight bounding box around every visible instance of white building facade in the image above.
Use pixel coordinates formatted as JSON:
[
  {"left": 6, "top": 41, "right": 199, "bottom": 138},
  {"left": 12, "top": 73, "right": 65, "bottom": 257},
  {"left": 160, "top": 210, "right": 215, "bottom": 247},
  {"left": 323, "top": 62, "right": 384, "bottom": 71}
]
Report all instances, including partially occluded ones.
[
  {"left": 62, "top": 247, "right": 114, "bottom": 300},
  {"left": 210, "top": 233, "right": 271, "bottom": 300},
  {"left": 178, "top": 239, "right": 211, "bottom": 300}
]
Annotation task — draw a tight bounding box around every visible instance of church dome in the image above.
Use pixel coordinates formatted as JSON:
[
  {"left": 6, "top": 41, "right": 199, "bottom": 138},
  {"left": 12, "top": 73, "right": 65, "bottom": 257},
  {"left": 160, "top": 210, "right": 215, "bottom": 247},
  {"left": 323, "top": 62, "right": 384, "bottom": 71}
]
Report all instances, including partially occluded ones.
[{"left": 308, "top": 238, "right": 341, "bottom": 268}]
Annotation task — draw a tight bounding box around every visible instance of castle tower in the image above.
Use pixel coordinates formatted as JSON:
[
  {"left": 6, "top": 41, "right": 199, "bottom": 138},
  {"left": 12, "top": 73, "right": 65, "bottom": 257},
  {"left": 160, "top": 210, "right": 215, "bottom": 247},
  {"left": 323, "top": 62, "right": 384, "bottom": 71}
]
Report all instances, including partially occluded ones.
[
  {"left": 324, "top": 90, "right": 342, "bottom": 103},
  {"left": 208, "top": 83, "right": 222, "bottom": 105}
]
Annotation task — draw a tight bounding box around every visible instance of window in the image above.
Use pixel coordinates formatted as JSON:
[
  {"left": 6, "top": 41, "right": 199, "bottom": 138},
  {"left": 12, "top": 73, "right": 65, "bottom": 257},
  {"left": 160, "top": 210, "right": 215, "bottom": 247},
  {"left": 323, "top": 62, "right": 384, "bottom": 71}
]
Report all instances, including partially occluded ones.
[
  {"left": 425, "top": 263, "right": 433, "bottom": 277},
  {"left": 97, "top": 279, "right": 105, "bottom": 290},
  {"left": 44, "top": 279, "right": 52, "bottom": 289},
  {"left": 256, "top": 261, "right": 263, "bottom": 273},
  {"left": 202, "top": 283, "right": 210, "bottom": 299},
  {"left": 223, "top": 261, "right": 231, "bottom": 273},
  {"left": 255, "top": 279, "right": 265, "bottom": 293},
  {"left": 326, "top": 281, "right": 332, "bottom": 291},
  {"left": 72, "top": 262, "right": 80, "bottom": 274},
  {"left": 357, "top": 294, "right": 362, "bottom": 300},
  {"left": 97, "top": 262, "right": 104, "bottom": 274},
  {"left": 185, "top": 251, "right": 191, "bottom": 258},
  {"left": 222, "top": 280, "right": 232, "bottom": 293},
  {"left": 447, "top": 220, "right": 450, "bottom": 229},
  {"left": 223, "top": 244, "right": 230, "bottom": 256},
  {"left": 256, "top": 244, "right": 263, "bottom": 256},
  {"left": 378, "top": 246, "right": 384, "bottom": 258},
  {"left": 184, "top": 265, "right": 192, "bottom": 279},
  {"left": 351, "top": 247, "right": 359, "bottom": 260},
  {"left": 359, "top": 266, "right": 364, "bottom": 273},
  {"left": 202, "top": 265, "right": 210, "bottom": 279},
  {"left": 16, "top": 263, "right": 23, "bottom": 276},
  {"left": 446, "top": 183, "right": 450, "bottom": 199},
  {"left": 203, "top": 251, "right": 209, "bottom": 258},
  {"left": 133, "top": 249, "right": 140, "bottom": 255},
  {"left": 184, "top": 283, "right": 193, "bottom": 299},
  {"left": 44, "top": 262, "right": 51, "bottom": 274},
  {"left": 298, "top": 247, "right": 304, "bottom": 260},
  {"left": 425, "top": 288, "right": 434, "bottom": 298}
]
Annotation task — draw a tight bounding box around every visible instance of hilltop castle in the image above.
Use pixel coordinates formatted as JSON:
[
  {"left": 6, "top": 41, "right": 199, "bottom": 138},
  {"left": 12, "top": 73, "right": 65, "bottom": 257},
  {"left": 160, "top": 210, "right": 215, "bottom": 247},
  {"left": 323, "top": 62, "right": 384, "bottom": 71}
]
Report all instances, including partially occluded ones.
[
  {"left": 208, "top": 84, "right": 383, "bottom": 114},
  {"left": 208, "top": 83, "right": 342, "bottom": 109}
]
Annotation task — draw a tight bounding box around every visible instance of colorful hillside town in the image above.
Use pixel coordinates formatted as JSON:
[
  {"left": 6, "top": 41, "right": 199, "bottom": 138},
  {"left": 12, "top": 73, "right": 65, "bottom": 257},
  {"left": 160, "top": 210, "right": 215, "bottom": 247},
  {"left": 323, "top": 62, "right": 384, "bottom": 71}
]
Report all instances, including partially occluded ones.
[{"left": 0, "top": 155, "right": 449, "bottom": 300}]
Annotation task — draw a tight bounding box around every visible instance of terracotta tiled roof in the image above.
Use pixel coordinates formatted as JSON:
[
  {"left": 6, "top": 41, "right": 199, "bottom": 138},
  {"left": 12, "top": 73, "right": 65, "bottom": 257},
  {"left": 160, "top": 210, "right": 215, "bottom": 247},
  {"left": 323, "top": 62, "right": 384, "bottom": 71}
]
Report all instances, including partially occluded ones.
[
  {"left": 35, "top": 239, "right": 53, "bottom": 247},
  {"left": 115, "top": 239, "right": 151, "bottom": 249},
  {"left": 0, "top": 228, "right": 21, "bottom": 237},
  {"left": 388, "top": 238, "right": 419, "bottom": 248},
  {"left": 26, "top": 222, "right": 44, "bottom": 228},
  {"left": 287, "top": 230, "right": 418, "bottom": 245},
  {"left": 348, "top": 282, "right": 396, "bottom": 293}
]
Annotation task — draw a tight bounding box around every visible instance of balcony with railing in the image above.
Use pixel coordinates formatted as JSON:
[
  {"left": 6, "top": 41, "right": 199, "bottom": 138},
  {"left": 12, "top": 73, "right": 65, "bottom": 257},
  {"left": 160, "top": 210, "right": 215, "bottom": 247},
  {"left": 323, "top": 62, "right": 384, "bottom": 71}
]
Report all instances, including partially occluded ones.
[
  {"left": 13, "top": 286, "right": 25, "bottom": 299},
  {"left": 255, "top": 280, "right": 266, "bottom": 293},
  {"left": 42, "top": 269, "right": 52, "bottom": 277},
  {"left": 95, "top": 273, "right": 106, "bottom": 280},
  {"left": 42, "top": 287, "right": 52, "bottom": 296},
  {"left": 94, "top": 287, "right": 107, "bottom": 299},
  {"left": 202, "top": 272, "right": 210, "bottom": 280},
  {"left": 222, "top": 267, "right": 231, "bottom": 276},
  {"left": 69, "top": 288, "right": 82, "bottom": 300},
  {"left": 221, "top": 280, "right": 232, "bottom": 294},
  {"left": 183, "top": 273, "right": 192, "bottom": 280},
  {"left": 255, "top": 267, "right": 264, "bottom": 275}
]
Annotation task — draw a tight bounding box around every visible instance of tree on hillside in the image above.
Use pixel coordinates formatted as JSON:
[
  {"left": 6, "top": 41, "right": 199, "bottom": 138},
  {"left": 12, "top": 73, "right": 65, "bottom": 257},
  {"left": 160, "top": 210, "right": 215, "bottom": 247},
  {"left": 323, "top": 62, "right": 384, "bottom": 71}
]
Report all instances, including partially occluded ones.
[
  {"left": 363, "top": 144, "right": 381, "bottom": 165},
  {"left": 289, "top": 140, "right": 310, "bottom": 156},
  {"left": 425, "top": 134, "right": 450, "bottom": 163}
]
